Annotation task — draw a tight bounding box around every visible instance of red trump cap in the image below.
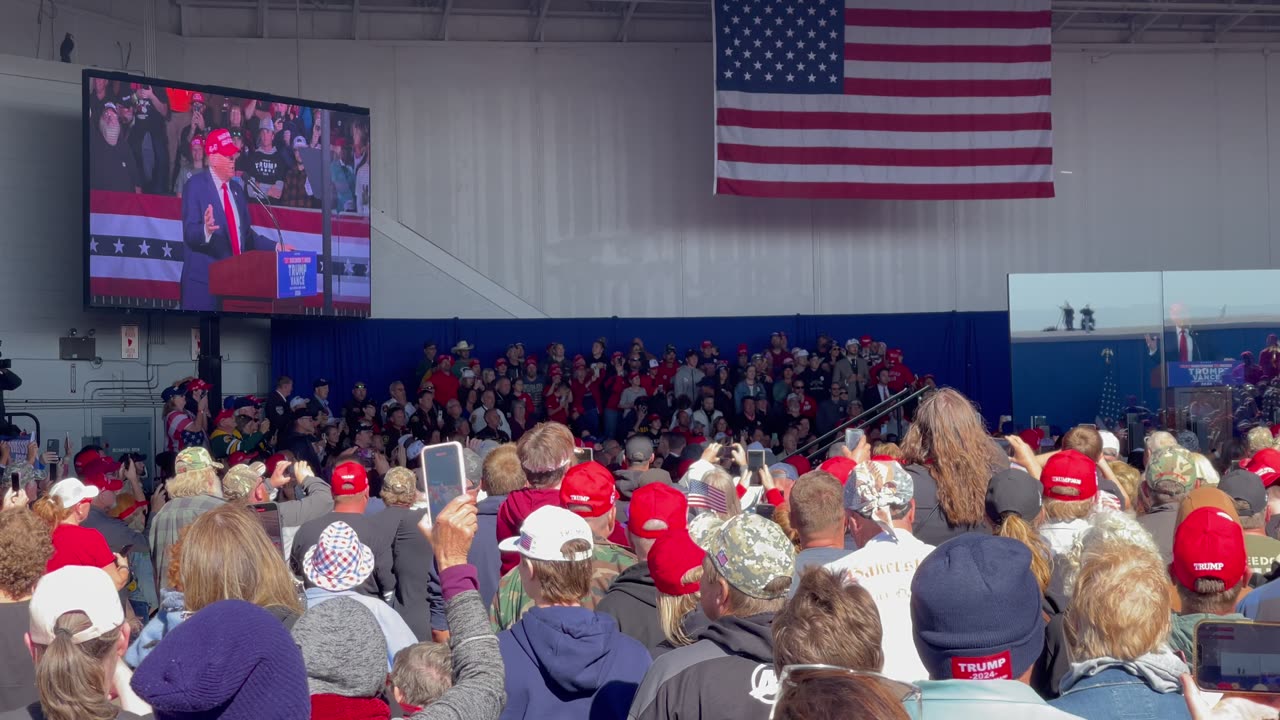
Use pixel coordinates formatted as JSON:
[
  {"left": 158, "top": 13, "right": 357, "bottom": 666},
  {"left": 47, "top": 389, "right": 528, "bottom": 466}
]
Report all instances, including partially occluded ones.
[
  {"left": 332, "top": 461, "right": 369, "bottom": 496},
  {"left": 1040, "top": 450, "right": 1098, "bottom": 502},
  {"left": 204, "top": 128, "right": 239, "bottom": 158},
  {"left": 627, "top": 483, "right": 688, "bottom": 539},
  {"left": 1171, "top": 506, "right": 1247, "bottom": 591},
  {"left": 559, "top": 462, "right": 617, "bottom": 518},
  {"left": 649, "top": 530, "right": 705, "bottom": 596}
]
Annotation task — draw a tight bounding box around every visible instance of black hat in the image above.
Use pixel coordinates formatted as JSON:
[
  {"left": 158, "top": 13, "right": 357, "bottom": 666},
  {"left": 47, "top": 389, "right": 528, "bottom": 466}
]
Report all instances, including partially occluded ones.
[
  {"left": 354, "top": 423, "right": 374, "bottom": 434},
  {"left": 293, "top": 406, "right": 318, "bottom": 421},
  {"left": 1219, "top": 466, "right": 1267, "bottom": 517},
  {"left": 985, "top": 468, "right": 1042, "bottom": 525},
  {"left": 313, "top": 378, "right": 330, "bottom": 389}
]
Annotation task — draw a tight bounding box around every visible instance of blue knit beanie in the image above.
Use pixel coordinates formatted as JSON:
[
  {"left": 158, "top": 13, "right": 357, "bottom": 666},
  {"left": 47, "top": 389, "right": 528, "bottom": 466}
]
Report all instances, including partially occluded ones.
[
  {"left": 131, "top": 599, "right": 310, "bottom": 720},
  {"left": 909, "top": 534, "right": 1045, "bottom": 681}
]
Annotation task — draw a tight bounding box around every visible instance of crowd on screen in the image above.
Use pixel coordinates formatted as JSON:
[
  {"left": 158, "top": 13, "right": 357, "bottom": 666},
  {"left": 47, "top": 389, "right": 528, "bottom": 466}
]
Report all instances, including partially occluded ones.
[
  {"left": 86, "top": 76, "right": 370, "bottom": 214},
  {"left": 6, "top": 331, "right": 1280, "bottom": 718}
]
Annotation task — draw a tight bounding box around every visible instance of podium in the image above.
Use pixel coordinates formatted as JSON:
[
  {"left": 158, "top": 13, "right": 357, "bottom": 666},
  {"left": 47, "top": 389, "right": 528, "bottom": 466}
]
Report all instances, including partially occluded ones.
[{"left": 209, "top": 250, "right": 318, "bottom": 314}]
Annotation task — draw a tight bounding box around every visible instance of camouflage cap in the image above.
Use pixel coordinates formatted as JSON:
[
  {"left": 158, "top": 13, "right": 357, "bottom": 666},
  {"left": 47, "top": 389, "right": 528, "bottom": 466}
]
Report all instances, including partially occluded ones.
[
  {"left": 1144, "top": 446, "right": 1199, "bottom": 492},
  {"left": 221, "top": 462, "right": 265, "bottom": 501},
  {"left": 175, "top": 447, "right": 224, "bottom": 475},
  {"left": 382, "top": 467, "right": 417, "bottom": 498},
  {"left": 688, "top": 512, "right": 724, "bottom": 550},
  {"left": 704, "top": 513, "right": 796, "bottom": 599},
  {"left": 4, "top": 463, "right": 45, "bottom": 490}
]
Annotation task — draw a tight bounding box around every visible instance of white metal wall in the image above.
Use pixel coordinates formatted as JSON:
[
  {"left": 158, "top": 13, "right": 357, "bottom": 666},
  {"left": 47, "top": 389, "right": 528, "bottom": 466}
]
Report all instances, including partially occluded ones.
[{"left": 170, "top": 40, "right": 1280, "bottom": 318}]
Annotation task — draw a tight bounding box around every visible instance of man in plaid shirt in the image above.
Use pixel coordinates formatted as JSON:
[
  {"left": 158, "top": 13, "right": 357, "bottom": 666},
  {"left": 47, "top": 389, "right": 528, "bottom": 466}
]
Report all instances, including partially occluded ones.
[{"left": 149, "top": 447, "right": 226, "bottom": 591}]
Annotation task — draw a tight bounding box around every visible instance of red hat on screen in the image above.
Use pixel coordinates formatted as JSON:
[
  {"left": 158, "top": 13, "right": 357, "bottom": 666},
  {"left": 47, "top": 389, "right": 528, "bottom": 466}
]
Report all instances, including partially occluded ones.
[
  {"left": 700, "top": 341, "right": 713, "bottom": 350},
  {"left": 82, "top": 472, "right": 123, "bottom": 493},
  {"left": 186, "top": 378, "right": 212, "bottom": 392},
  {"left": 189, "top": 134, "right": 204, "bottom": 150},
  {"left": 559, "top": 462, "right": 617, "bottom": 518},
  {"left": 204, "top": 129, "right": 239, "bottom": 158},
  {"left": 329, "top": 135, "right": 347, "bottom": 148},
  {"left": 860, "top": 335, "right": 873, "bottom": 346},
  {"left": 647, "top": 413, "right": 660, "bottom": 422},
  {"left": 648, "top": 530, "right": 705, "bottom": 596},
  {"left": 611, "top": 351, "right": 624, "bottom": 360},
  {"left": 331, "top": 461, "right": 369, "bottom": 496},
  {"left": 438, "top": 354, "right": 454, "bottom": 366},
  {"left": 214, "top": 409, "right": 235, "bottom": 426},
  {"left": 888, "top": 348, "right": 903, "bottom": 359},
  {"left": 627, "top": 372, "right": 641, "bottom": 380},
  {"left": 819, "top": 456, "right": 857, "bottom": 485},
  {"left": 573, "top": 356, "right": 587, "bottom": 369},
  {"left": 469, "top": 359, "right": 480, "bottom": 368},
  {"left": 627, "top": 483, "right": 688, "bottom": 539},
  {"left": 1039, "top": 450, "right": 1097, "bottom": 502},
  {"left": 1171, "top": 506, "right": 1247, "bottom": 591},
  {"left": 495, "top": 358, "right": 508, "bottom": 367},
  {"left": 190, "top": 92, "right": 206, "bottom": 105},
  {"left": 1245, "top": 448, "right": 1280, "bottom": 487},
  {"left": 525, "top": 356, "right": 538, "bottom": 367},
  {"left": 737, "top": 344, "right": 749, "bottom": 355},
  {"left": 549, "top": 365, "right": 563, "bottom": 377},
  {"left": 782, "top": 357, "right": 794, "bottom": 367},
  {"left": 227, "top": 451, "right": 253, "bottom": 467}
]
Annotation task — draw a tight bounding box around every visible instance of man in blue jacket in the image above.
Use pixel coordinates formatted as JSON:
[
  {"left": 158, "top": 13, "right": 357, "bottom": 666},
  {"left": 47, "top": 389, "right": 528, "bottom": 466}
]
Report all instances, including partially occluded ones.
[
  {"left": 496, "top": 505, "right": 651, "bottom": 720},
  {"left": 179, "top": 128, "right": 279, "bottom": 311}
]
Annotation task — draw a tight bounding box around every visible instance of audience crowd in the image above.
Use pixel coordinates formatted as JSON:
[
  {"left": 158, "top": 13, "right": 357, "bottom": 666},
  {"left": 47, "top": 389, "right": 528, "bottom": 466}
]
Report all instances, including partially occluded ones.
[{"left": 2, "top": 331, "right": 1280, "bottom": 719}]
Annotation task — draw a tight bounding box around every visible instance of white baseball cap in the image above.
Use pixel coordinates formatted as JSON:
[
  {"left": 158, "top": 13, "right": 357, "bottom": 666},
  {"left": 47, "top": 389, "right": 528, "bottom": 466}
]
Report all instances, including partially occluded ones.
[
  {"left": 49, "top": 478, "right": 99, "bottom": 509},
  {"left": 1099, "top": 431, "right": 1120, "bottom": 456},
  {"left": 28, "top": 566, "right": 124, "bottom": 645},
  {"left": 498, "top": 506, "right": 593, "bottom": 562}
]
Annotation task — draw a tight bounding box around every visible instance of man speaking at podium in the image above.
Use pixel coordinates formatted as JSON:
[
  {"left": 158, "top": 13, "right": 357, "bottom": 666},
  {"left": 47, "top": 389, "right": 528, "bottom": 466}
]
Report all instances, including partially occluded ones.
[{"left": 180, "top": 128, "right": 280, "bottom": 311}]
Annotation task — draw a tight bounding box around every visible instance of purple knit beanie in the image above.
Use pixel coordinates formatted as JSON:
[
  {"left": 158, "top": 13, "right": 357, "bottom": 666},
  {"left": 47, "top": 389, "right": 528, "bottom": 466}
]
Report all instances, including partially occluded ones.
[{"left": 131, "top": 599, "right": 309, "bottom": 720}]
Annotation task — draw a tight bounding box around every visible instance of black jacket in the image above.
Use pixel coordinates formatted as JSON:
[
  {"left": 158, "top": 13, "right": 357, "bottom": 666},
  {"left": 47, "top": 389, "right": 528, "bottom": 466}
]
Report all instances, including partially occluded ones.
[
  {"left": 264, "top": 390, "right": 292, "bottom": 445},
  {"left": 628, "top": 613, "right": 777, "bottom": 720},
  {"left": 905, "top": 463, "right": 992, "bottom": 547},
  {"left": 1033, "top": 590, "right": 1071, "bottom": 699},
  {"left": 597, "top": 563, "right": 663, "bottom": 651},
  {"left": 289, "top": 510, "right": 396, "bottom": 600},
  {"left": 383, "top": 505, "right": 444, "bottom": 641}
]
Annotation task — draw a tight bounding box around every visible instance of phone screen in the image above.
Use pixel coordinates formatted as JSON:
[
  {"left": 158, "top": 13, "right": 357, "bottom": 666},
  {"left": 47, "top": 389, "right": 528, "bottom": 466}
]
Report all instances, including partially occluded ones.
[
  {"left": 420, "top": 442, "right": 466, "bottom": 520},
  {"left": 249, "top": 503, "right": 283, "bottom": 557},
  {"left": 1194, "top": 620, "right": 1280, "bottom": 693},
  {"left": 845, "top": 428, "right": 865, "bottom": 450},
  {"left": 45, "top": 439, "right": 58, "bottom": 455},
  {"left": 9, "top": 473, "right": 18, "bottom": 494},
  {"left": 748, "top": 449, "right": 765, "bottom": 471},
  {"left": 574, "top": 447, "right": 594, "bottom": 465}
]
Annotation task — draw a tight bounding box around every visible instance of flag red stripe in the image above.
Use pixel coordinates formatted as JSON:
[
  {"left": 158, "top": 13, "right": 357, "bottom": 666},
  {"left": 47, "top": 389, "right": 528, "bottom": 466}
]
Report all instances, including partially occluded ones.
[
  {"left": 89, "top": 277, "right": 181, "bottom": 300},
  {"left": 845, "top": 9, "right": 1051, "bottom": 29},
  {"left": 716, "top": 177, "right": 1055, "bottom": 200},
  {"left": 89, "top": 190, "right": 371, "bottom": 239},
  {"left": 717, "top": 143, "right": 1052, "bottom": 167},
  {"left": 843, "top": 77, "right": 1051, "bottom": 97},
  {"left": 717, "top": 107, "right": 1051, "bottom": 132},
  {"left": 845, "top": 43, "right": 1051, "bottom": 64}
]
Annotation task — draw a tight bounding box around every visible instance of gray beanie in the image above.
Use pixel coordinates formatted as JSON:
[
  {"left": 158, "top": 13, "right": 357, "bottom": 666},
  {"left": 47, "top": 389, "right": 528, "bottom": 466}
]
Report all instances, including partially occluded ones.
[{"left": 290, "top": 597, "right": 388, "bottom": 698}]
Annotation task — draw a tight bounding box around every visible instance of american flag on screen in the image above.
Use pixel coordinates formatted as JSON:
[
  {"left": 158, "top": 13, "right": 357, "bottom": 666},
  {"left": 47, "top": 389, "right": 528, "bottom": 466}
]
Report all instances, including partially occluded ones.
[
  {"left": 714, "top": 0, "right": 1054, "bottom": 200},
  {"left": 87, "top": 190, "right": 372, "bottom": 314}
]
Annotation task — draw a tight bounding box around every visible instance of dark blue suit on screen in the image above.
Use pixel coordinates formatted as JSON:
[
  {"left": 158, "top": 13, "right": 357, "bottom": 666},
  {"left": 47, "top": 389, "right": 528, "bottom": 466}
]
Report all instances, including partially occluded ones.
[{"left": 180, "top": 169, "right": 276, "bottom": 311}]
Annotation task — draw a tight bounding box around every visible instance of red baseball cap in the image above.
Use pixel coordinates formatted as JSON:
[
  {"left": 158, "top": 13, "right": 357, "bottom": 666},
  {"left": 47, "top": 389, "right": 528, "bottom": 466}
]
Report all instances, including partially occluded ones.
[
  {"left": 649, "top": 530, "right": 705, "bottom": 596},
  {"left": 819, "top": 456, "right": 857, "bottom": 485},
  {"left": 82, "top": 455, "right": 121, "bottom": 476},
  {"left": 737, "top": 344, "right": 749, "bottom": 355},
  {"left": 227, "top": 451, "right": 253, "bottom": 467},
  {"left": 627, "top": 483, "right": 688, "bottom": 539},
  {"left": 332, "top": 461, "right": 369, "bottom": 496},
  {"left": 525, "top": 355, "right": 539, "bottom": 366},
  {"left": 573, "top": 356, "right": 587, "bottom": 368},
  {"left": 1040, "top": 450, "right": 1097, "bottom": 502},
  {"left": 215, "top": 409, "right": 235, "bottom": 425},
  {"left": 495, "top": 358, "right": 508, "bottom": 367},
  {"left": 1018, "top": 429, "right": 1044, "bottom": 448},
  {"left": 264, "top": 453, "right": 289, "bottom": 476},
  {"left": 1172, "top": 506, "right": 1247, "bottom": 591},
  {"left": 438, "top": 354, "right": 454, "bottom": 365},
  {"left": 73, "top": 448, "right": 104, "bottom": 475},
  {"left": 888, "top": 348, "right": 903, "bottom": 359},
  {"left": 204, "top": 129, "right": 238, "bottom": 158},
  {"left": 469, "top": 359, "right": 481, "bottom": 368},
  {"left": 83, "top": 472, "right": 123, "bottom": 493},
  {"left": 186, "top": 378, "right": 212, "bottom": 392},
  {"left": 559, "top": 462, "right": 617, "bottom": 518},
  {"left": 700, "top": 340, "right": 712, "bottom": 349},
  {"left": 1245, "top": 448, "right": 1280, "bottom": 487},
  {"left": 611, "top": 351, "right": 624, "bottom": 360},
  {"left": 549, "top": 365, "right": 563, "bottom": 376},
  {"left": 860, "top": 335, "right": 873, "bottom": 346}
]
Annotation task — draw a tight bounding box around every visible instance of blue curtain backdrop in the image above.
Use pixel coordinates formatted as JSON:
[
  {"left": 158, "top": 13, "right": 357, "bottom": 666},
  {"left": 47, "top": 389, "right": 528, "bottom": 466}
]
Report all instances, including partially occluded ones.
[{"left": 271, "top": 311, "right": 1013, "bottom": 425}]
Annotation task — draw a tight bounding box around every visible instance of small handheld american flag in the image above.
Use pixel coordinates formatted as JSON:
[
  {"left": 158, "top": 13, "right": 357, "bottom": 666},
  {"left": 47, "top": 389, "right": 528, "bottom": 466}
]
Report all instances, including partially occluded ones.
[{"left": 688, "top": 479, "right": 729, "bottom": 513}]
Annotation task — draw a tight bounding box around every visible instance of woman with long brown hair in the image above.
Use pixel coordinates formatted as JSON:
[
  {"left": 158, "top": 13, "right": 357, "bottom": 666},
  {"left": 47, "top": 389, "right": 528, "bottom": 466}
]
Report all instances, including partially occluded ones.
[{"left": 900, "top": 388, "right": 1005, "bottom": 546}]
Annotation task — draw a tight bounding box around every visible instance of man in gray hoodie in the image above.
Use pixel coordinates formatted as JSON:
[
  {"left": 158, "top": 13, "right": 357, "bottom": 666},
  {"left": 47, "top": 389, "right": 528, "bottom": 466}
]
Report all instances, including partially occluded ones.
[{"left": 613, "top": 437, "right": 675, "bottom": 521}]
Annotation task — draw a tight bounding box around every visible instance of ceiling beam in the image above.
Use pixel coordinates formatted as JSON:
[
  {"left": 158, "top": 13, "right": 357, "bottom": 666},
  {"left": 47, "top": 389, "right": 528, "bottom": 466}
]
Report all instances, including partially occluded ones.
[
  {"left": 533, "top": 0, "right": 553, "bottom": 41},
  {"left": 1128, "top": 13, "right": 1162, "bottom": 42},
  {"left": 1214, "top": 11, "right": 1256, "bottom": 40},
  {"left": 257, "top": 0, "right": 269, "bottom": 37},
  {"left": 438, "top": 0, "right": 455, "bottom": 40},
  {"left": 352, "top": 0, "right": 361, "bottom": 39},
  {"left": 616, "top": 0, "right": 640, "bottom": 41}
]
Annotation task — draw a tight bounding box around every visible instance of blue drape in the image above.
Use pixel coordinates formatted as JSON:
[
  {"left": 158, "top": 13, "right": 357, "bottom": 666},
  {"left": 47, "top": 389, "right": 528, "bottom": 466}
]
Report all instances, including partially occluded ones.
[{"left": 271, "top": 311, "right": 1013, "bottom": 425}]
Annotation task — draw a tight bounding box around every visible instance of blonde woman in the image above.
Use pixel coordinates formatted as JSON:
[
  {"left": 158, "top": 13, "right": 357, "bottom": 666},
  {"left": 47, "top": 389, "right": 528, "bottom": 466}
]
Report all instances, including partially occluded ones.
[
  {"left": 1051, "top": 539, "right": 1191, "bottom": 718},
  {"left": 126, "top": 504, "right": 303, "bottom": 667},
  {"left": 646, "top": 529, "right": 705, "bottom": 656},
  {"left": 32, "top": 479, "right": 129, "bottom": 591}
]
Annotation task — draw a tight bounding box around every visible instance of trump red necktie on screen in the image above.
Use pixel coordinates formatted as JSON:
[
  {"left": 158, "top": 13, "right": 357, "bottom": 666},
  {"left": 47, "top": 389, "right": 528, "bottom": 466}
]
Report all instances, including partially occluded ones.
[
  {"left": 222, "top": 183, "right": 241, "bottom": 255},
  {"left": 713, "top": 0, "right": 1054, "bottom": 200},
  {"left": 1179, "top": 329, "right": 1188, "bottom": 362}
]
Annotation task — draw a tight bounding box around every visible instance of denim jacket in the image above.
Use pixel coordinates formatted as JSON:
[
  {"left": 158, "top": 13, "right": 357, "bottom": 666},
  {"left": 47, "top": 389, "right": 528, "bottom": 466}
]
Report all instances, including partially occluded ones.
[{"left": 1050, "top": 667, "right": 1192, "bottom": 720}]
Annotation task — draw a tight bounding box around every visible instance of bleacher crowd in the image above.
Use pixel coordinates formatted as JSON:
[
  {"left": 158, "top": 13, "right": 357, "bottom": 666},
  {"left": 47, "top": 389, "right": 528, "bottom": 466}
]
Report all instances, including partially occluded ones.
[{"left": 1, "top": 332, "right": 1279, "bottom": 719}]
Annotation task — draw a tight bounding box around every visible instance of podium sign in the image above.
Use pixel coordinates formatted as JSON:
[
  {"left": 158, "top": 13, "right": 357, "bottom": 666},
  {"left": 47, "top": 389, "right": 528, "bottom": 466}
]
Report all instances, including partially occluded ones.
[
  {"left": 1167, "top": 362, "right": 1236, "bottom": 388},
  {"left": 276, "top": 252, "right": 318, "bottom": 299}
]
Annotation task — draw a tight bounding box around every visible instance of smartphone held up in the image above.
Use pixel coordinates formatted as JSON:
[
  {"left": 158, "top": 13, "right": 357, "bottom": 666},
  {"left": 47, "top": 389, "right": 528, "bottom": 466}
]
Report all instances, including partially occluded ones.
[{"left": 418, "top": 442, "right": 468, "bottom": 530}]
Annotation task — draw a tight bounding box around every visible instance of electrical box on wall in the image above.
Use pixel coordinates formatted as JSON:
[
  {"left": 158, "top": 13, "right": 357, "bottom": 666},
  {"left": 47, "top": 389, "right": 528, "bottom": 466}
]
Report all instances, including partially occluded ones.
[
  {"left": 99, "top": 417, "right": 154, "bottom": 492},
  {"left": 59, "top": 337, "right": 96, "bottom": 360}
]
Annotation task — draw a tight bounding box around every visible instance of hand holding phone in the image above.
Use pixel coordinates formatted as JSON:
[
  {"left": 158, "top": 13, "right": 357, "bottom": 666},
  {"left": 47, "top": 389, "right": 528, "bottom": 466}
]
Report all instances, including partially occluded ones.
[
  {"left": 845, "top": 428, "right": 865, "bottom": 450},
  {"left": 747, "top": 448, "right": 765, "bottom": 471},
  {"left": 419, "top": 442, "right": 468, "bottom": 531},
  {"left": 1194, "top": 620, "right": 1280, "bottom": 695}
]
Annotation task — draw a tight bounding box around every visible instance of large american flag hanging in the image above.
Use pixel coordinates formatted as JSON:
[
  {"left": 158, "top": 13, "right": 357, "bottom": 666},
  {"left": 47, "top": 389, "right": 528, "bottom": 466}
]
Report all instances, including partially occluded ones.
[{"left": 714, "top": 0, "right": 1054, "bottom": 201}]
